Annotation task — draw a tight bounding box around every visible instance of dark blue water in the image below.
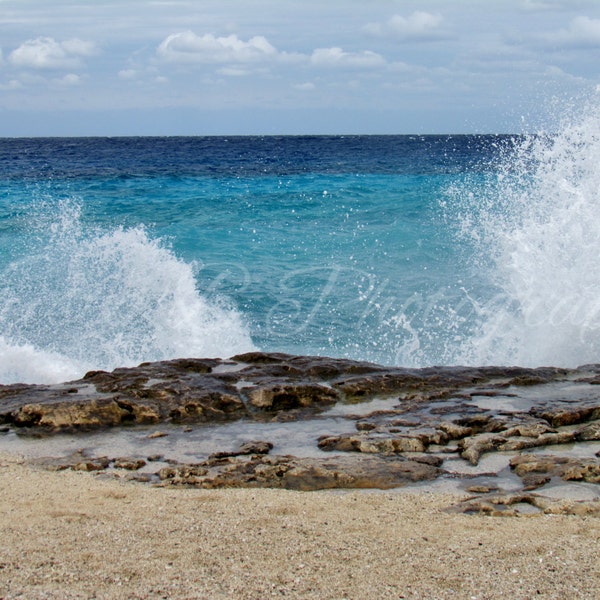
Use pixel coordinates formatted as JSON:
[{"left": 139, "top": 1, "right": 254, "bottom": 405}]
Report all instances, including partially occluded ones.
[
  {"left": 1, "top": 121, "right": 599, "bottom": 384},
  {"left": 0, "top": 135, "right": 507, "bottom": 178}
]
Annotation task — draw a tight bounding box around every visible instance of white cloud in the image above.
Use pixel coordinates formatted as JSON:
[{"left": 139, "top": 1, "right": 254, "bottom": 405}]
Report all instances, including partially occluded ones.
[
  {"left": 155, "top": 31, "right": 380, "bottom": 75},
  {"left": 521, "top": 0, "right": 592, "bottom": 10},
  {"left": 156, "top": 31, "right": 278, "bottom": 64},
  {"left": 0, "top": 79, "right": 23, "bottom": 91},
  {"left": 54, "top": 73, "right": 81, "bottom": 86},
  {"left": 550, "top": 15, "right": 600, "bottom": 46},
  {"left": 365, "top": 11, "right": 445, "bottom": 40},
  {"left": 310, "top": 47, "right": 386, "bottom": 68},
  {"left": 9, "top": 37, "right": 96, "bottom": 70},
  {"left": 217, "top": 66, "right": 253, "bottom": 76},
  {"left": 294, "top": 81, "right": 316, "bottom": 91},
  {"left": 118, "top": 68, "right": 137, "bottom": 80}
]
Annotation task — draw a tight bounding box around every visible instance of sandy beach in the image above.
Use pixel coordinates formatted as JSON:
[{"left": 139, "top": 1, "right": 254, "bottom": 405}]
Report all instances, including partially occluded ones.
[{"left": 0, "top": 452, "right": 598, "bottom": 599}]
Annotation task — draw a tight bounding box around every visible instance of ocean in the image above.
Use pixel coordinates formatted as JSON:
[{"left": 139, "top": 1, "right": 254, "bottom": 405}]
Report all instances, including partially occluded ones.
[{"left": 1, "top": 103, "right": 599, "bottom": 384}]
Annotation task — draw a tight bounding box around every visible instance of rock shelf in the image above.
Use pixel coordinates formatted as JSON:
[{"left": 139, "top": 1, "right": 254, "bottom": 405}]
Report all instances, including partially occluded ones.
[{"left": 1, "top": 352, "right": 599, "bottom": 515}]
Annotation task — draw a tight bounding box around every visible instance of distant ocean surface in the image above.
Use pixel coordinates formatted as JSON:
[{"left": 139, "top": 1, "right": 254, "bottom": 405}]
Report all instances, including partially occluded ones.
[{"left": 1, "top": 104, "right": 599, "bottom": 384}]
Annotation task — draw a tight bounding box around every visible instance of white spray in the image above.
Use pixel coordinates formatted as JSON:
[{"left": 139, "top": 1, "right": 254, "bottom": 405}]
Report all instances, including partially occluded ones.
[
  {"left": 456, "top": 98, "right": 600, "bottom": 367},
  {"left": 0, "top": 200, "right": 255, "bottom": 384}
]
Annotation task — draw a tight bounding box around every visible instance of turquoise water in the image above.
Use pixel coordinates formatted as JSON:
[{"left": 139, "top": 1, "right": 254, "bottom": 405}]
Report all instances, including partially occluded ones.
[{"left": 1, "top": 113, "right": 600, "bottom": 384}]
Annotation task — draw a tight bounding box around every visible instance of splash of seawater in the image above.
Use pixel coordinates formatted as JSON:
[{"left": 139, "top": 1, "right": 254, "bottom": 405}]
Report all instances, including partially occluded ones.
[
  {"left": 454, "top": 98, "right": 600, "bottom": 367},
  {"left": 0, "top": 200, "right": 255, "bottom": 384}
]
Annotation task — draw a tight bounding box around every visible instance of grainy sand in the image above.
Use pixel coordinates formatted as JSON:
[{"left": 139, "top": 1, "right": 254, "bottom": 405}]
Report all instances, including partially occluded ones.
[{"left": 0, "top": 453, "right": 599, "bottom": 599}]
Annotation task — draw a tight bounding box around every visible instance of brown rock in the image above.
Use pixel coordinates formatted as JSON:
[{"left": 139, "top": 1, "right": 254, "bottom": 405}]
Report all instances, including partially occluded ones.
[
  {"left": 465, "top": 485, "right": 499, "bottom": 494},
  {"left": 409, "top": 454, "right": 444, "bottom": 467},
  {"left": 530, "top": 406, "right": 600, "bottom": 428},
  {"left": 358, "top": 437, "right": 427, "bottom": 454},
  {"left": 499, "top": 430, "right": 576, "bottom": 452},
  {"left": 2, "top": 354, "right": 599, "bottom": 496},
  {"left": 317, "top": 435, "right": 359, "bottom": 452},
  {"left": 356, "top": 421, "right": 377, "bottom": 431},
  {"left": 453, "top": 493, "right": 600, "bottom": 517},
  {"left": 317, "top": 434, "right": 426, "bottom": 454},
  {"left": 12, "top": 399, "right": 128, "bottom": 431},
  {"left": 157, "top": 453, "right": 440, "bottom": 491},
  {"left": 438, "top": 421, "right": 473, "bottom": 440},
  {"left": 247, "top": 383, "right": 338, "bottom": 410},
  {"left": 575, "top": 420, "right": 600, "bottom": 441},
  {"left": 72, "top": 459, "right": 110, "bottom": 472},
  {"left": 509, "top": 455, "right": 567, "bottom": 476},
  {"left": 459, "top": 433, "right": 507, "bottom": 465},
  {"left": 113, "top": 458, "right": 147, "bottom": 470},
  {"left": 562, "top": 462, "right": 600, "bottom": 483},
  {"left": 209, "top": 440, "right": 273, "bottom": 459},
  {"left": 502, "top": 422, "right": 556, "bottom": 438},
  {"left": 521, "top": 474, "right": 551, "bottom": 490},
  {"left": 158, "top": 465, "right": 209, "bottom": 483},
  {"left": 510, "top": 454, "right": 600, "bottom": 484}
]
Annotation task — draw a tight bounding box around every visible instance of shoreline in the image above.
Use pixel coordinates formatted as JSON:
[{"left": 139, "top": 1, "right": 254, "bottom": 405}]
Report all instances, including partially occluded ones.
[
  {"left": 2, "top": 353, "right": 600, "bottom": 597},
  {"left": 1, "top": 452, "right": 600, "bottom": 599},
  {"left": 1, "top": 354, "right": 599, "bottom": 506}
]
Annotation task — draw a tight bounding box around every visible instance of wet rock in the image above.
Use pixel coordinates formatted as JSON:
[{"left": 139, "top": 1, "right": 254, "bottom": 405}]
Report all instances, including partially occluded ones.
[
  {"left": 0, "top": 354, "right": 581, "bottom": 437},
  {"left": 521, "top": 474, "right": 552, "bottom": 490},
  {"left": 72, "top": 458, "right": 111, "bottom": 472},
  {"left": 2, "top": 354, "right": 600, "bottom": 495},
  {"left": 360, "top": 437, "right": 427, "bottom": 454},
  {"left": 247, "top": 384, "right": 338, "bottom": 411},
  {"left": 438, "top": 421, "right": 473, "bottom": 440},
  {"left": 209, "top": 440, "right": 273, "bottom": 459},
  {"left": 31, "top": 451, "right": 111, "bottom": 472},
  {"left": 510, "top": 455, "right": 569, "bottom": 476},
  {"left": 317, "top": 434, "right": 426, "bottom": 454},
  {"left": 459, "top": 433, "right": 508, "bottom": 465},
  {"left": 158, "top": 465, "right": 209, "bottom": 484},
  {"left": 356, "top": 421, "right": 377, "bottom": 431},
  {"left": 453, "top": 414, "right": 492, "bottom": 428},
  {"left": 11, "top": 399, "right": 129, "bottom": 431},
  {"left": 408, "top": 454, "right": 444, "bottom": 467},
  {"left": 575, "top": 420, "right": 600, "bottom": 441},
  {"left": 411, "top": 428, "right": 449, "bottom": 446},
  {"left": 510, "top": 454, "right": 600, "bottom": 484},
  {"left": 530, "top": 406, "right": 600, "bottom": 428},
  {"left": 500, "top": 430, "right": 578, "bottom": 453},
  {"left": 317, "top": 435, "right": 359, "bottom": 452},
  {"left": 502, "top": 422, "right": 556, "bottom": 438},
  {"left": 466, "top": 484, "right": 499, "bottom": 494},
  {"left": 451, "top": 493, "right": 600, "bottom": 517},
  {"left": 113, "top": 458, "right": 147, "bottom": 470},
  {"left": 127, "top": 473, "right": 153, "bottom": 483},
  {"left": 157, "top": 453, "right": 440, "bottom": 491},
  {"left": 456, "top": 424, "right": 586, "bottom": 465}
]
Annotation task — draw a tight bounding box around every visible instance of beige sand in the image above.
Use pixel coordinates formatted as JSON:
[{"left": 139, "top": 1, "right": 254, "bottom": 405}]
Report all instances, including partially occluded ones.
[{"left": 0, "top": 453, "right": 599, "bottom": 599}]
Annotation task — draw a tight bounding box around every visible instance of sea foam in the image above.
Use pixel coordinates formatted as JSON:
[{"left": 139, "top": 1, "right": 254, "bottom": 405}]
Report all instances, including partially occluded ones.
[
  {"left": 0, "top": 200, "right": 255, "bottom": 384},
  {"left": 454, "top": 97, "right": 600, "bottom": 367}
]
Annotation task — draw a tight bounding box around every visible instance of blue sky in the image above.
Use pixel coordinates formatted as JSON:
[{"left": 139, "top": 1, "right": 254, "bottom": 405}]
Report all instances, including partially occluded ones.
[{"left": 1, "top": 0, "right": 599, "bottom": 136}]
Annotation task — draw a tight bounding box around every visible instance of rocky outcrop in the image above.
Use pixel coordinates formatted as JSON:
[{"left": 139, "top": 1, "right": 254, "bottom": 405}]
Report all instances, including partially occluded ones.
[
  {"left": 156, "top": 453, "right": 441, "bottom": 491},
  {"left": 450, "top": 493, "right": 600, "bottom": 517},
  {"left": 510, "top": 454, "right": 600, "bottom": 485},
  {"left": 1, "top": 353, "right": 599, "bottom": 504},
  {"left": 0, "top": 352, "right": 576, "bottom": 433}
]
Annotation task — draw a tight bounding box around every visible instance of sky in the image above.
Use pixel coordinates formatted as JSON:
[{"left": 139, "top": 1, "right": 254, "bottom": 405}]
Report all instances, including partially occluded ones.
[{"left": 1, "top": 0, "right": 599, "bottom": 136}]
